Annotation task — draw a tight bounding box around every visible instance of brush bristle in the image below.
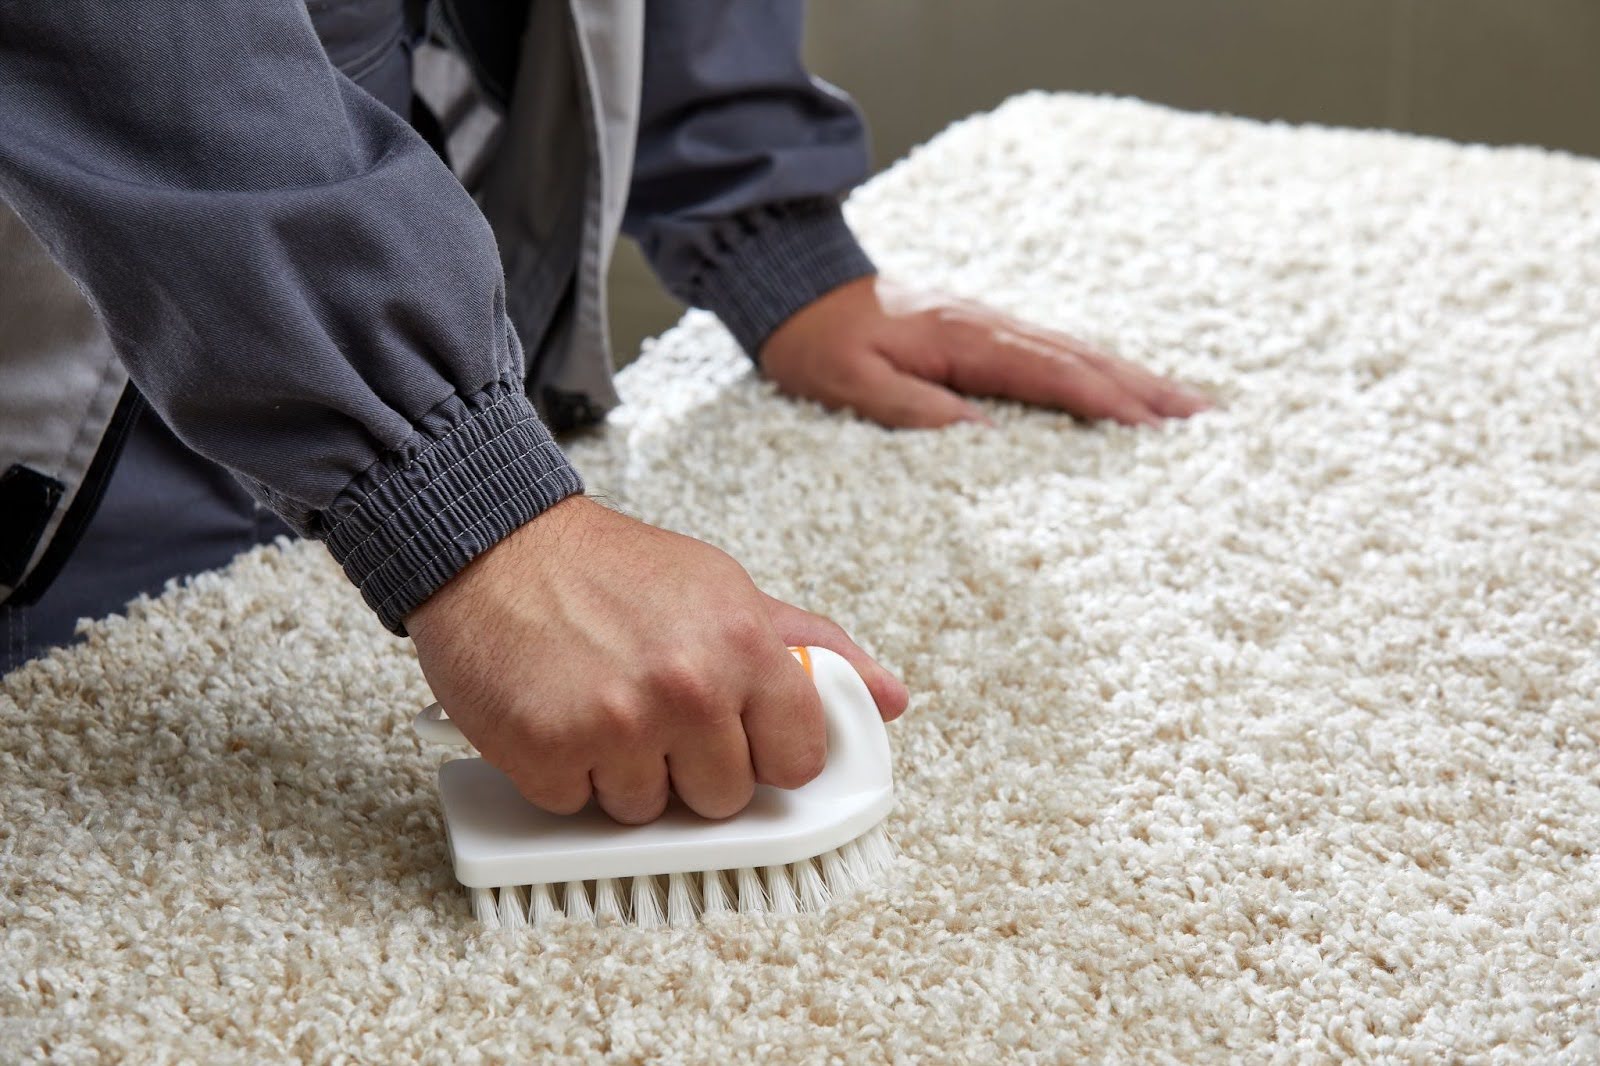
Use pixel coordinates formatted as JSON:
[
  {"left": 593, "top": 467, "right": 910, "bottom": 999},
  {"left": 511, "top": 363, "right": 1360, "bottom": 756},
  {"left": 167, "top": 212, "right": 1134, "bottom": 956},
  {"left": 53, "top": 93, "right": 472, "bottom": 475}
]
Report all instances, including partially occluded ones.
[
  {"left": 472, "top": 887, "right": 499, "bottom": 928},
  {"left": 736, "top": 866, "right": 767, "bottom": 914},
  {"left": 701, "top": 868, "right": 732, "bottom": 914},
  {"left": 563, "top": 880, "right": 593, "bottom": 921},
  {"left": 594, "top": 877, "right": 626, "bottom": 923},
  {"left": 530, "top": 882, "right": 561, "bottom": 925},
  {"left": 667, "top": 872, "right": 697, "bottom": 928},
  {"left": 819, "top": 846, "right": 856, "bottom": 893},
  {"left": 497, "top": 885, "right": 530, "bottom": 929},
  {"left": 837, "top": 837, "right": 872, "bottom": 884},
  {"left": 470, "top": 823, "right": 895, "bottom": 929},
  {"left": 764, "top": 865, "right": 800, "bottom": 915},
  {"left": 857, "top": 824, "right": 895, "bottom": 874},
  {"left": 793, "top": 858, "right": 831, "bottom": 911},
  {"left": 631, "top": 876, "right": 666, "bottom": 929}
]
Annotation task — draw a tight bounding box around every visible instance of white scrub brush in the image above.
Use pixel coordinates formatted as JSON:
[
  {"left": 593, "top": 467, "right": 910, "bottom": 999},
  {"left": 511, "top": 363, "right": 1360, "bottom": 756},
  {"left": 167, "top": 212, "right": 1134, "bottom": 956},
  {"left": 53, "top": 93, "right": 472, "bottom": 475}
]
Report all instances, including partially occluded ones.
[{"left": 412, "top": 646, "right": 897, "bottom": 929}]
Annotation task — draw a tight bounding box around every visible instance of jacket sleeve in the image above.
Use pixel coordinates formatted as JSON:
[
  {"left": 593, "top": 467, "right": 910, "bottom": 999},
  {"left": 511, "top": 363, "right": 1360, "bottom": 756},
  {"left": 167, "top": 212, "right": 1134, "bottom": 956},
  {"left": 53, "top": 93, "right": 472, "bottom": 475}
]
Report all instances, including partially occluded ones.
[
  {"left": 0, "top": 0, "right": 583, "bottom": 634},
  {"left": 622, "top": 0, "right": 878, "bottom": 358}
]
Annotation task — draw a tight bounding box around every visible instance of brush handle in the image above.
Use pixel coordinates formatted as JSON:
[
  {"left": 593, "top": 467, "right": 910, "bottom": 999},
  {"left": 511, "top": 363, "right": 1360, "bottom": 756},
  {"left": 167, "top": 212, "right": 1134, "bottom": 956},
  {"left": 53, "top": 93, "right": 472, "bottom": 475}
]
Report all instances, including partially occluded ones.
[
  {"left": 434, "top": 645, "right": 893, "bottom": 886},
  {"left": 412, "top": 646, "right": 822, "bottom": 749},
  {"left": 412, "top": 701, "right": 475, "bottom": 747}
]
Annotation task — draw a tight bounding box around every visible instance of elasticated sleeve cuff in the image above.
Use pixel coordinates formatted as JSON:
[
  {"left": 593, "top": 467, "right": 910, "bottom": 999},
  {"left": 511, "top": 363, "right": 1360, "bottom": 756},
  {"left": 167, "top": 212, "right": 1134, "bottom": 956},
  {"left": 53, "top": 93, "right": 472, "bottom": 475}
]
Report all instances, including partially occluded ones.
[
  {"left": 321, "top": 380, "right": 583, "bottom": 634},
  {"left": 688, "top": 198, "right": 877, "bottom": 358}
]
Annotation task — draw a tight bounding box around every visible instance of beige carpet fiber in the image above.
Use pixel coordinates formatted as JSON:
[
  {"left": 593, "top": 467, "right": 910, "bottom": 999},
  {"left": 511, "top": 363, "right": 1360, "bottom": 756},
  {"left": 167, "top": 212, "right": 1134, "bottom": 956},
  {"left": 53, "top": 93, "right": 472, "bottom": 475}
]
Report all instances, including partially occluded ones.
[{"left": 6, "top": 93, "right": 1600, "bottom": 1062}]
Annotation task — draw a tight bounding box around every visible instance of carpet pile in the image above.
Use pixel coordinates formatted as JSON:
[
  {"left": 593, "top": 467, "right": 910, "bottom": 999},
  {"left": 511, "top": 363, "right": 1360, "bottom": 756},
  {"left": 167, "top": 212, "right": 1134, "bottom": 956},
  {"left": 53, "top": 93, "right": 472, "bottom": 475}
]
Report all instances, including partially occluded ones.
[{"left": 5, "top": 93, "right": 1600, "bottom": 1061}]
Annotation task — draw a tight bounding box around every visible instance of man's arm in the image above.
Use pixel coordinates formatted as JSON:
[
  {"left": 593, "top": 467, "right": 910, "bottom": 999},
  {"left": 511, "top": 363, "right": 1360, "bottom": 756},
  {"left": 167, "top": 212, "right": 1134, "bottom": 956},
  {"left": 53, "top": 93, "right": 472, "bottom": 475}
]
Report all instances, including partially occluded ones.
[
  {"left": 0, "top": 0, "right": 580, "bottom": 633},
  {"left": 0, "top": 1, "right": 908, "bottom": 824},
  {"left": 623, "top": 0, "right": 878, "bottom": 357},
  {"left": 625, "top": 2, "right": 1212, "bottom": 429}
]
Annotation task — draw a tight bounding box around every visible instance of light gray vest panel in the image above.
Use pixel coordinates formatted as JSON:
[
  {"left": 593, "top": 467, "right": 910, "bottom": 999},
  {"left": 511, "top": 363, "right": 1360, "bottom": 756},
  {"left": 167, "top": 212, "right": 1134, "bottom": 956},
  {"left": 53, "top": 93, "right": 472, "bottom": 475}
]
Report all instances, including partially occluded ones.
[
  {"left": 476, "top": 0, "right": 641, "bottom": 426},
  {"left": 0, "top": 202, "right": 128, "bottom": 599}
]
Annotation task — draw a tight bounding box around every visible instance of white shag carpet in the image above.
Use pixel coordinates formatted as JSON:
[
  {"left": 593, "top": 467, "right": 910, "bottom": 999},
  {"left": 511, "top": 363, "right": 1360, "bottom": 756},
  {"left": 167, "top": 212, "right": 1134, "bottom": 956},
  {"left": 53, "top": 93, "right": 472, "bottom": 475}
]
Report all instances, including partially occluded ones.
[{"left": 5, "top": 93, "right": 1600, "bottom": 1063}]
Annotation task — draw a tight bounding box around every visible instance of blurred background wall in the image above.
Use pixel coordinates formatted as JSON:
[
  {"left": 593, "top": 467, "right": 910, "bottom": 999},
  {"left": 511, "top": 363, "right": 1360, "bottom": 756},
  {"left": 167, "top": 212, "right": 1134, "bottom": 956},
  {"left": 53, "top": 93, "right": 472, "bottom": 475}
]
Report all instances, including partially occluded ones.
[{"left": 609, "top": 0, "right": 1600, "bottom": 362}]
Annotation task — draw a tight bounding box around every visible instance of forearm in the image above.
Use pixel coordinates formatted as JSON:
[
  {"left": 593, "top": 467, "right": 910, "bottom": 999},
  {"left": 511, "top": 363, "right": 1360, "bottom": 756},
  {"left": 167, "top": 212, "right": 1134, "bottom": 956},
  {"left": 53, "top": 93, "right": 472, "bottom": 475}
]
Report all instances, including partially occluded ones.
[{"left": 0, "top": 0, "right": 581, "bottom": 631}]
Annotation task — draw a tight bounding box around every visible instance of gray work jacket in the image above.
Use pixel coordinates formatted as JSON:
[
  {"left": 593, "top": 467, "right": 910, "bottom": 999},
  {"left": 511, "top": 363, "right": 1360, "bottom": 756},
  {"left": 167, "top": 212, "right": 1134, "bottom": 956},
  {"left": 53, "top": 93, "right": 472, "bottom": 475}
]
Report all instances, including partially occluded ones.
[{"left": 0, "top": 0, "right": 875, "bottom": 632}]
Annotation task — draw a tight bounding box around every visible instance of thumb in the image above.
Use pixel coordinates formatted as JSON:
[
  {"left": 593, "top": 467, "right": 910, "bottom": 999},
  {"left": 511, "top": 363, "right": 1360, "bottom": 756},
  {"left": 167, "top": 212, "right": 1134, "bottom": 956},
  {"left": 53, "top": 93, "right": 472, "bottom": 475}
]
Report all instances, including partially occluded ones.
[{"left": 848, "top": 352, "right": 992, "bottom": 429}]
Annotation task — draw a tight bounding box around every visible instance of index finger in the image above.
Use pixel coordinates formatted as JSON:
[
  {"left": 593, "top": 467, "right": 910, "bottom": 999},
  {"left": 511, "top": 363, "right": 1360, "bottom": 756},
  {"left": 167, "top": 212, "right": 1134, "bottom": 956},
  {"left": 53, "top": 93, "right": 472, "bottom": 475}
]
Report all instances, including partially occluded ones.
[
  {"left": 999, "top": 320, "right": 1214, "bottom": 418},
  {"left": 952, "top": 325, "right": 1162, "bottom": 425},
  {"left": 741, "top": 648, "right": 828, "bottom": 790}
]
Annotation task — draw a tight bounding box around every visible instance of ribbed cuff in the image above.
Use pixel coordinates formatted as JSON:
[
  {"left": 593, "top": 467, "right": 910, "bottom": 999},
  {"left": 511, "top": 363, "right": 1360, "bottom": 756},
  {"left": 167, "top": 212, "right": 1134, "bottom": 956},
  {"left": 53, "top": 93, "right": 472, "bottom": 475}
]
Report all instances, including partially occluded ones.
[
  {"left": 689, "top": 198, "right": 877, "bottom": 358},
  {"left": 322, "top": 380, "right": 583, "bottom": 635}
]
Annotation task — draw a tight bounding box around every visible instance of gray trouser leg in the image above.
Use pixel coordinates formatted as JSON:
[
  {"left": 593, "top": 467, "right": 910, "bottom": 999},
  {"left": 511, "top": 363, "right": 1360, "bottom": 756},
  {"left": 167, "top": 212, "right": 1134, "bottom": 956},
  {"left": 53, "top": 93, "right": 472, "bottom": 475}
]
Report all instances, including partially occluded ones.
[{"left": 0, "top": 408, "right": 291, "bottom": 673}]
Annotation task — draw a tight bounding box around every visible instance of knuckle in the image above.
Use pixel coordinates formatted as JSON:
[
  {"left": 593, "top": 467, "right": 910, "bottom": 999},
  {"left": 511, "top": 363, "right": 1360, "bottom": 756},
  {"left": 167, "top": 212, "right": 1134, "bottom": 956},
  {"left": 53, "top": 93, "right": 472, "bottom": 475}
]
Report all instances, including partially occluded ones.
[
  {"left": 930, "top": 304, "right": 975, "bottom": 331},
  {"left": 722, "top": 611, "right": 769, "bottom": 654},
  {"left": 594, "top": 695, "right": 651, "bottom": 750},
  {"left": 509, "top": 707, "right": 583, "bottom": 757},
  {"left": 693, "top": 779, "right": 755, "bottom": 820},
  {"left": 701, "top": 543, "right": 745, "bottom": 576},
  {"left": 503, "top": 760, "right": 591, "bottom": 816},
  {"left": 771, "top": 738, "right": 828, "bottom": 789},
  {"left": 492, "top": 719, "right": 570, "bottom": 774},
  {"left": 605, "top": 791, "right": 669, "bottom": 826},
  {"left": 813, "top": 614, "right": 849, "bottom": 643},
  {"left": 780, "top": 742, "right": 832, "bottom": 784},
  {"left": 1049, "top": 352, "right": 1088, "bottom": 381},
  {"left": 527, "top": 781, "right": 591, "bottom": 817},
  {"left": 678, "top": 698, "right": 731, "bottom": 733},
  {"left": 647, "top": 655, "right": 712, "bottom": 708}
]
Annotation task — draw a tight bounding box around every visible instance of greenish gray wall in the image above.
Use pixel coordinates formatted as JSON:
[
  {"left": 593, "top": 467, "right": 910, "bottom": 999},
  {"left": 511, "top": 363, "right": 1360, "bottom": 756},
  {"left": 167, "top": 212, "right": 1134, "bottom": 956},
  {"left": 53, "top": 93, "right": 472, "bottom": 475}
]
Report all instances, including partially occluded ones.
[{"left": 610, "top": 1, "right": 1600, "bottom": 362}]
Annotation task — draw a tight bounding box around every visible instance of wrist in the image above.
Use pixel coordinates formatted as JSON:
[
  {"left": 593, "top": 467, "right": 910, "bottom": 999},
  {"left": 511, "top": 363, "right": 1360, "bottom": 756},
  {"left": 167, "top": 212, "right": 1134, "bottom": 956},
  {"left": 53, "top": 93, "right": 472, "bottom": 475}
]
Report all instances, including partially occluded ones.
[
  {"left": 687, "top": 200, "right": 877, "bottom": 358},
  {"left": 406, "top": 494, "right": 595, "bottom": 637}
]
